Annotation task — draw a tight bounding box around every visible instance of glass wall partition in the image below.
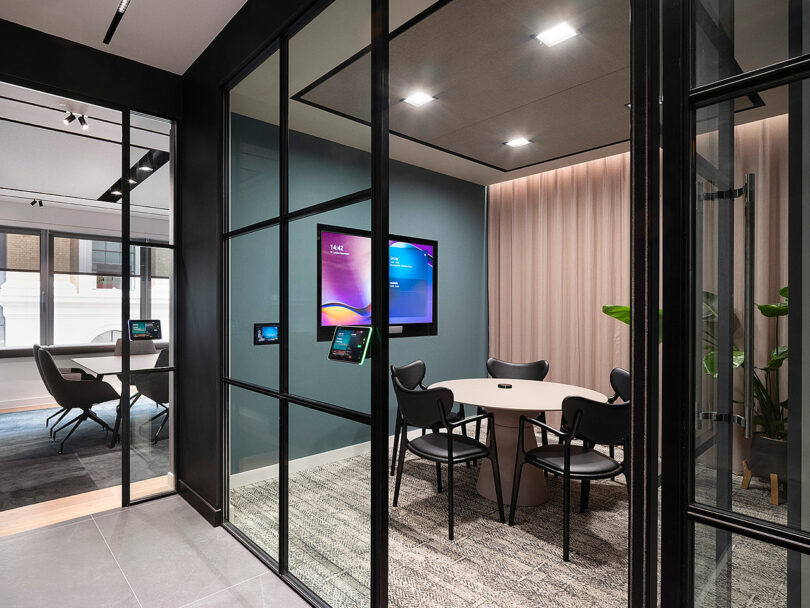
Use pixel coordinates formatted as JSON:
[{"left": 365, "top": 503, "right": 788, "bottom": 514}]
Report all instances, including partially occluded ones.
[
  {"left": 223, "top": 0, "right": 388, "bottom": 606},
  {"left": 0, "top": 81, "right": 177, "bottom": 524},
  {"left": 662, "top": 2, "right": 810, "bottom": 606}
]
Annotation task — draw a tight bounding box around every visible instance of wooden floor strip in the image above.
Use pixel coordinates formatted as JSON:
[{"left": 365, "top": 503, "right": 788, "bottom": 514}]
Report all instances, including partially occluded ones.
[{"left": 0, "top": 475, "right": 172, "bottom": 538}]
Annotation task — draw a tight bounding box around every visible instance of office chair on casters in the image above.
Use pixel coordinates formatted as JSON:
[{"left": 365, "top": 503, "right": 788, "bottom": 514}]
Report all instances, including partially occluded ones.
[
  {"left": 484, "top": 357, "right": 550, "bottom": 445},
  {"left": 391, "top": 377, "right": 505, "bottom": 540},
  {"left": 33, "top": 345, "right": 93, "bottom": 436},
  {"left": 135, "top": 349, "right": 170, "bottom": 444},
  {"left": 389, "top": 360, "right": 468, "bottom": 480},
  {"left": 508, "top": 395, "right": 629, "bottom": 561},
  {"left": 35, "top": 348, "right": 118, "bottom": 454}
]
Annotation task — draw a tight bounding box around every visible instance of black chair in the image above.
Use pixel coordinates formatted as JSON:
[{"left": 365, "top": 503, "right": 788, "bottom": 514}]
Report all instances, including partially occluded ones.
[
  {"left": 606, "top": 367, "right": 630, "bottom": 463},
  {"left": 135, "top": 349, "right": 170, "bottom": 444},
  {"left": 35, "top": 348, "right": 119, "bottom": 454},
  {"left": 484, "top": 357, "right": 550, "bottom": 445},
  {"left": 391, "top": 377, "right": 505, "bottom": 540},
  {"left": 389, "top": 360, "right": 467, "bottom": 477},
  {"left": 508, "top": 395, "right": 629, "bottom": 561},
  {"left": 33, "top": 345, "right": 93, "bottom": 436},
  {"left": 115, "top": 338, "right": 157, "bottom": 407}
]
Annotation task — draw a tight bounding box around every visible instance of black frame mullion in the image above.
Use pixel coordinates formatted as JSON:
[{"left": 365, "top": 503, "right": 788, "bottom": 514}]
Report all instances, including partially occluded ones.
[
  {"left": 278, "top": 31, "right": 291, "bottom": 576},
  {"left": 628, "top": 1, "right": 660, "bottom": 607},
  {"left": 121, "top": 110, "right": 131, "bottom": 507}
]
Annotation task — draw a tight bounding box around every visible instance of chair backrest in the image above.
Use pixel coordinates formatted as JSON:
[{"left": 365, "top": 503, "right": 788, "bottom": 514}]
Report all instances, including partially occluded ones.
[
  {"left": 115, "top": 338, "right": 157, "bottom": 356},
  {"left": 33, "top": 345, "right": 55, "bottom": 397},
  {"left": 390, "top": 360, "right": 427, "bottom": 390},
  {"left": 486, "top": 357, "right": 549, "bottom": 381},
  {"left": 391, "top": 376, "right": 453, "bottom": 429},
  {"left": 134, "top": 349, "right": 170, "bottom": 404},
  {"left": 562, "top": 395, "right": 630, "bottom": 447},
  {"left": 609, "top": 367, "right": 630, "bottom": 402}
]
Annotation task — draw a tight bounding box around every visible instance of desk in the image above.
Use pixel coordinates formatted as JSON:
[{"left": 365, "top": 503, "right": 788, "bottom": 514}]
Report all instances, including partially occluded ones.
[
  {"left": 429, "top": 378, "right": 606, "bottom": 506},
  {"left": 72, "top": 354, "right": 161, "bottom": 447}
]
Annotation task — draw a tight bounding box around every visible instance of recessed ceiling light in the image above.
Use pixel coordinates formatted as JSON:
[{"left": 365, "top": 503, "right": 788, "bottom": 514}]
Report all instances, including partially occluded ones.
[
  {"left": 128, "top": 178, "right": 137, "bottom": 184},
  {"left": 111, "top": 189, "right": 122, "bottom": 196},
  {"left": 536, "top": 22, "right": 578, "bottom": 47},
  {"left": 505, "top": 137, "right": 531, "bottom": 148},
  {"left": 403, "top": 92, "right": 435, "bottom": 107}
]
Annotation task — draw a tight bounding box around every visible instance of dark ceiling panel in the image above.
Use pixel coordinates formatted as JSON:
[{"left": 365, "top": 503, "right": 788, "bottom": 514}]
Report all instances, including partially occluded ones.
[{"left": 295, "top": 0, "right": 631, "bottom": 171}]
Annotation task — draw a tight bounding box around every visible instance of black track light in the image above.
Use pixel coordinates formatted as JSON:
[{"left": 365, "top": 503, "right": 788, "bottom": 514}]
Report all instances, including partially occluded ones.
[
  {"left": 38, "top": 199, "right": 43, "bottom": 207},
  {"left": 30, "top": 199, "right": 36, "bottom": 206},
  {"left": 78, "top": 115, "right": 88, "bottom": 130},
  {"left": 63, "top": 111, "right": 76, "bottom": 126}
]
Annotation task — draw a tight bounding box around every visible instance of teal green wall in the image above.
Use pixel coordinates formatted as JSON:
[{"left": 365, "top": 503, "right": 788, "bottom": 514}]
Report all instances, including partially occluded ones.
[{"left": 228, "top": 114, "right": 486, "bottom": 474}]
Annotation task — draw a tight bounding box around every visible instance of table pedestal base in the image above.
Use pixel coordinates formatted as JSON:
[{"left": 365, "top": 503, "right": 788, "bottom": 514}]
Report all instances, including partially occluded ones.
[{"left": 476, "top": 409, "right": 548, "bottom": 506}]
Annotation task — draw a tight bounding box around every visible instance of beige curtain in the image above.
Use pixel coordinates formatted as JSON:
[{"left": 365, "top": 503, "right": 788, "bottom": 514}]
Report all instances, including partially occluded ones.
[{"left": 488, "top": 152, "right": 631, "bottom": 399}]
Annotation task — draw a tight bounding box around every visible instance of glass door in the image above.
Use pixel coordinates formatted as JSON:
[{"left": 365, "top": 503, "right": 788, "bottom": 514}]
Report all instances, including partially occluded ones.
[
  {"left": 662, "top": 1, "right": 810, "bottom": 606},
  {"left": 223, "top": 1, "right": 389, "bottom": 606}
]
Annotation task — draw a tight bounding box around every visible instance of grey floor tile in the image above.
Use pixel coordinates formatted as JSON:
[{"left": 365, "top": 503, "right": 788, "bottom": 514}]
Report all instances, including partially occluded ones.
[
  {"left": 181, "top": 572, "right": 309, "bottom": 608},
  {"left": 0, "top": 519, "right": 140, "bottom": 608},
  {"left": 94, "top": 496, "right": 268, "bottom": 608}
]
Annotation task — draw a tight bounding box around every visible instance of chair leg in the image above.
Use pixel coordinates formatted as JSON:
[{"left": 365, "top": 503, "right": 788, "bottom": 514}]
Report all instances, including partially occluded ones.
[
  {"left": 580, "top": 479, "right": 590, "bottom": 513},
  {"left": 490, "top": 453, "right": 506, "bottom": 524},
  {"left": 49, "top": 409, "right": 69, "bottom": 437},
  {"left": 563, "top": 473, "right": 571, "bottom": 561},
  {"left": 508, "top": 461, "right": 524, "bottom": 526},
  {"left": 436, "top": 462, "right": 442, "bottom": 494},
  {"left": 610, "top": 444, "right": 616, "bottom": 480},
  {"left": 475, "top": 407, "right": 483, "bottom": 442},
  {"left": 537, "top": 412, "right": 548, "bottom": 446},
  {"left": 390, "top": 412, "right": 402, "bottom": 476},
  {"left": 392, "top": 425, "right": 408, "bottom": 507},
  {"left": 46, "top": 407, "right": 65, "bottom": 426},
  {"left": 153, "top": 411, "right": 168, "bottom": 444},
  {"left": 447, "top": 459, "right": 455, "bottom": 540},
  {"left": 53, "top": 412, "right": 82, "bottom": 440},
  {"left": 58, "top": 414, "right": 86, "bottom": 454},
  {"left": 86, "top": 410, "right": 113, "bottom": 433}
]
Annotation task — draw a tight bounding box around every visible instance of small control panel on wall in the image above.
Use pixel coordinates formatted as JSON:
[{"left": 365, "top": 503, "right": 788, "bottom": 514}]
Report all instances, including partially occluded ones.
[
  {"left": 327, "top": 326, "right": 372, "bottom": 365},
  {"left": 254, "top": 323, "right": 279, "bottom": 345}
]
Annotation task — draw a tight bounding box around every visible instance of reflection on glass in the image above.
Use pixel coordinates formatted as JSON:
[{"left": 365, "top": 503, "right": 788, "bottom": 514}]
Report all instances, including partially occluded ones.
[
  {"left": 692, "top": 84, "right": 805, "bottom": 531},
  {"left": 288, "top": 405, "right": 370, "bottom": 607},
  {"left": 228, "top": 387, "right": 280, "bottom": 561},
  {"left": 693, "top": 0, "right": 790, "bottom": 88},
  {"left": 129, "top": 365, "right": 173, "bottom": 500},
  {"left": 288, "top": 201, "right": 370, "bottom": 411},
  {"left": 229, "top": 51, "right": 280, "bottom": 230},
  {"left": 693, "top": 523, "right": 789, "bottom": 606},
  {"left": 288, "top": 0, "right": 371, "bottom": 211},
  {"left": 228, "top": 226, "right": 280, "bottom": 390}
]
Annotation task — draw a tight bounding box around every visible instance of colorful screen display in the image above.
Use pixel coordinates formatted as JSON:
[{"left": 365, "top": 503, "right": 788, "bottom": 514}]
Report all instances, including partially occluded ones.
[
  {"left": 128, "top": 320, "right": 162, "bottom": 341},
  {"left": 319, "top": 229, "right": 435, "bottom": 330},
  {"left": 254, "top": 323, "right": 279, "bottom": 345},
  {"left": 328, "top": 326, "right": 372, "bottom": 365}
]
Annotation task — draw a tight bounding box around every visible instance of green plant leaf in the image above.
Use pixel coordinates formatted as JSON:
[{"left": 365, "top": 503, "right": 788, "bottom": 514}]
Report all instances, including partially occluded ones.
[
  {"left": 766, "top": 345, "right": 789, "bottom": 369},
  {"left": 779, "top": 286, "right": 789, "bottom": 299},
  {"left": 758, "top": 302, "right": 789, "bottom": 317},
  {"left": 602, "top": 305, "right": 630, "bottom": 325},
  {"left": 702, "top": 291, "right": 718, "bottom": 321},
  {"left": 702, "top": 349, "right": 745, "bottom": 377}
]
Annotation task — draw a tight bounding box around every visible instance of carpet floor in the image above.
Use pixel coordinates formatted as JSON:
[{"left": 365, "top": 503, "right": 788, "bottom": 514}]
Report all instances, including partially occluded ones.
[
  {"left": 230, "top": 433, "right": 791, "bottom": 608},
  {"left": 0, "top": 400, "right": 170, "bottom": 511}
]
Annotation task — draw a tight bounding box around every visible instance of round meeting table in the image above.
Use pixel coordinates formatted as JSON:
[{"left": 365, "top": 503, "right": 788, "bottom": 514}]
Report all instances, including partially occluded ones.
[{"left": 428, "top": 378, "right": 607, "bottom": 506}]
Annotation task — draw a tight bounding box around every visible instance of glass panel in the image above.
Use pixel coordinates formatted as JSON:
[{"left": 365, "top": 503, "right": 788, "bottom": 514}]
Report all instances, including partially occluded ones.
[
  {"left": 693, "top": 523, "right": 791, "bottom": 606},
  {"left": 130, "top": 112, "right": 173, "bottom": 244},
  {"left": 288, "top": 405, "right": 370, "bottom": 606},
  {"left": 692, "top": 0, "right": 797, "bottom": 88},
  {"left": 228, "top": 226, "right": 280, "bottom": 390},
  {"left": 0, "top": 230, "right": 40, "bottom": 348},
  {"left": 229, "top": 50, "right": 280, "bottom": 230},
  {"left": 129, "top": 369, "right": 173, "bottom": 499},
  {"left": 692, "top": 82, "right": 810, "bottom": 534},
  {"left": 228, "top": 386, "right": 280, "bottom": 561},
  {"left": 288, "top": 0, "right": 371, "bottom": 212},
  {"left": 288, "top": 200, "right": 371, "bottom": 411}
]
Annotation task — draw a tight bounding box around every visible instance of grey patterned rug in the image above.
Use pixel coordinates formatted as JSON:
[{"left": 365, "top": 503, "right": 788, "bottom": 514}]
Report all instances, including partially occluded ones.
[{"left": 229, "top": 437, "right": 789, "bottom": 608}]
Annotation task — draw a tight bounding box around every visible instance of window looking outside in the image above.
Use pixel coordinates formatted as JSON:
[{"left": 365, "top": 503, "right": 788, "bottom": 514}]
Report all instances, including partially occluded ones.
[{"left": 0, "top": 230, "right": 40, "bottom": 348}]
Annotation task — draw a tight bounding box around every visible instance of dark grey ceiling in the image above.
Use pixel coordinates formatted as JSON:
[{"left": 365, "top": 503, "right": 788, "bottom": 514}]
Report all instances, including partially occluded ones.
[{"left": 295, "top": 0, "right": 631, "bottom": 172}]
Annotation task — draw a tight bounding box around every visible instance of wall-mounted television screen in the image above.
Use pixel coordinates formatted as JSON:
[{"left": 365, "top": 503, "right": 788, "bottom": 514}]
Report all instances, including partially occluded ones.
[{"left": 317, "top": 224, "right": 437, "bottom": 340}]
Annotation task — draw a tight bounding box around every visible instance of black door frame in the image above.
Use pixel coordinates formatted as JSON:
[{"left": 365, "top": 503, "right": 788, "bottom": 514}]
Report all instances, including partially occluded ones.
[
  {"left": 219, "top": 1, "right": 389, "bottom": 607},
  {"left": 661, "top": 1, "right": 810, "bottom": 606}
]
